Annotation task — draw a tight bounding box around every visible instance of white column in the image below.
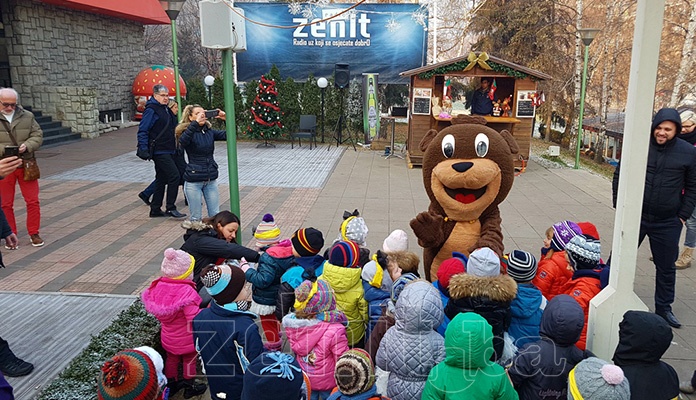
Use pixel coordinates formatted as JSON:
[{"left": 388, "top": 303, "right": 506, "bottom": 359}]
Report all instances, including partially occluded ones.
[{"left": 588, "top": 0, "right": 665, "bottom": 359}]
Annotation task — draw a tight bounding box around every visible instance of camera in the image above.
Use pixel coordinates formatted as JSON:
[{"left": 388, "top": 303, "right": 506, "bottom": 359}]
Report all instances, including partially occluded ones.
[
  {"left": 204, "top": 109, "right": 219, "bottom": 119},
  {"left": 3, "top": 145, "right": 19, "bottom": 158}
]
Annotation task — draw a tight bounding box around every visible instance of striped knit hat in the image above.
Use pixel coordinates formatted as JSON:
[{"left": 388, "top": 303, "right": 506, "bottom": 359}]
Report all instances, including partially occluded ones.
[
  {"left": 329, "top": 240, "right": 360, "bottom": 268},
  {"left": 291, "top": 227, "right": 324, "bottom": 257},
  {"left": 254, "top": 213, "right": 281, "bottom": 248},
  {"left": 294, "top": 279, "right": 346, "bottom": 323},
  {"left": 566, "top": 234, "right": 601, "bottom": 270},
  {"left": 97, "top": 349, "right": 160, "bottom": 400},
  {"left": 201, "top": 264, "right": 246, "bottom": 305},
  {"left": 551, "top": 220, "right": 583, "bottom": 251},
  {"left": 334, "top": 349, "right": 375, "bottom": 396},
  {"left": 506, "top": 250, "right": 538, "bottom": 282}
]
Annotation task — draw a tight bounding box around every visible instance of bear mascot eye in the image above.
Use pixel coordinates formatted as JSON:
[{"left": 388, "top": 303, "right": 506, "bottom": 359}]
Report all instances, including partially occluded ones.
[
  {"left": 475, "top": 133, "right": 489, "bottom": 157},
  {"left": 442, "top": 134, "right": 455, "bottom": 158}
]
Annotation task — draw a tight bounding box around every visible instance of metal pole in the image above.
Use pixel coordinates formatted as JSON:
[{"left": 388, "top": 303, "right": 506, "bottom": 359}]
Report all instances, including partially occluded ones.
[
  {"left": 222, "top": 49, "right": 241, "bottom": 243},
  {"left": 574, "top": 44, "right": 590, "bottom": 169},
  {"left": 208, "top": 86, "right": 212, "bottom": 109},
  {"left": 321, "top": 88, "right": 325, "bottom": 143},
  {"left": 171, "top": 19, "right": 182, "bottom": 121}
]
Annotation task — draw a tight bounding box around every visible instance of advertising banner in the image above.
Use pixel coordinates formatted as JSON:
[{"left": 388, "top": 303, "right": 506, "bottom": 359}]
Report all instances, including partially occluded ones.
[
  {"left": 363, "top": 73, "right": 379, "bottom": 142},
  {"left": 235, "top": 3, "right": 427, "bottom": 83}
]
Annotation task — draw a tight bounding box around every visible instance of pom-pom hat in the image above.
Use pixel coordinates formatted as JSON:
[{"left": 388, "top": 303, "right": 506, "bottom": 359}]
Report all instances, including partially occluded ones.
[
  {"left": 506, "top": 250, "right": 538, "bottom": 282},
  {"left": 161, "top": 248, "right": 194, "bottom": 280},
  {"left": 568, "top": 357, "right": 631, "bottom": 399},
  {"left": 294, "top": 279, "right": 346, "bottom": 323},
  {"left": 437, "top": 256, "right": 466, "bottom": 290},
  {"left": 97, "top": 349, "right": 160, "bottom": 400},
  {"left": 334, "top": 349, "right": 375, "bottom": 396},
  {"left": 201, "top": 264, "right": 247, "bottom": 305},
  {"left": 291, "top": 227, "right": 324, "bottom": 257},
  {"left": 254, "top": 213, "right": 281, "bottom": 248},
  {"left": 329, "top": 240, "right": 360, "bottom": 268}
]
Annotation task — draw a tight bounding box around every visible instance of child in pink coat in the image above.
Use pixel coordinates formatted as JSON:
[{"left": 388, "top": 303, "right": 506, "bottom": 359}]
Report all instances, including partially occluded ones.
[
  {"left": 141, "top": 248, "right": 206, "bottom": 397},
  {"left": 283, "top": 279, "right": 350, "bottom": 400}
]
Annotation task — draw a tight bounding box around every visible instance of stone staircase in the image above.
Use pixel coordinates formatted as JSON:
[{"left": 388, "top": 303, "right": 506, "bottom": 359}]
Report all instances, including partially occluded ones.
[{"left": 27, "top": 107, "right": 82, "bottom": 147}]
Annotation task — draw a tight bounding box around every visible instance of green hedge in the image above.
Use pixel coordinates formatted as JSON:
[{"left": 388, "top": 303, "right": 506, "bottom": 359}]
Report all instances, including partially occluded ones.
[{"left": 37, "top": 300, "right": 160, "bottom": 400}]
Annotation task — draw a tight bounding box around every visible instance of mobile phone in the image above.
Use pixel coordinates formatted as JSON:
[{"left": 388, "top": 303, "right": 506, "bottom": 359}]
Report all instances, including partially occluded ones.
[
  {"left": 204, "top": 109, "right": 219, "bottom": 119},
  {"left": 3, "top": 146, "right": 19, "bottom": 158}
]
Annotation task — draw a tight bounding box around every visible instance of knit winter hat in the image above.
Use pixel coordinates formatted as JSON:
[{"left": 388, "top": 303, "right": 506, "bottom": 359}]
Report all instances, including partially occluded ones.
[
  {"left": 437, "top": 257, "right": 466, "bottom": 290},
  {"left": 506, "top": 250, "right": 538, "bottom": 282},
  {"left": 291, "top": 228, "right": 324, "bottom": 257},
  {"left": 201, "top": 264, "right": 247, "bottom": 305},
  {"left": 294, "top": 279, "right": 347, "bottom": 323},
  {"left": 334, "top": 349, "right": 376, "bottom": 396},
  {"left": 382, "top": 229, "right": 408, "bottom": 252},
  {"left": 568, "top": 357, "right": 631, "bottom": 400},
  {"left": 391, "top": 272, "right": 418, "bottom": 303},
  {"left": 551, "top": 220, "right": 583, "bottom": 251},
  {"left": 361, "top": 257, "right": 393, "bottom": 291},
  {"left": 254, "top": 213, "right": 281, "bottom": 248},
  {"left": 97, "top": 349, "right": 160, "bottom": 400},
  {"left": 241, "top": 352, "right": 304, "bottom": 400},
  {"left": 577, "top": 221, "right": 600, "bottom": 240},
  {"left": 133, "top": 346, "right": 166, "bottom": 390},
  {"left": 160, "top": 248, "right": 194, "bottom": 280},
  {"left": 329, "top": 240, "right": 360, "bottom": 268},
  {"left": 467, "top": 247, "right": 501, "bottom": 277},
  {"left": 337, "top": 210, "right": 369, "bottom": 246},
  {"left": 566, "top": 234, "right": 601, "bottom": 270}
]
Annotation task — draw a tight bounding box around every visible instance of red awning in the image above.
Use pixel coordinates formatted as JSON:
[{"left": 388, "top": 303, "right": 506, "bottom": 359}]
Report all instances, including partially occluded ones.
[{"left": 39, "top": 0, "right": 170, "bottom": 25}]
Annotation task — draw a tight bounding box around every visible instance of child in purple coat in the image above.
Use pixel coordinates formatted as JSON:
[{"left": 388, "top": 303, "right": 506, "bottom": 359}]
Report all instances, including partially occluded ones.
[
  {"left": 283, "top": 279, "right": 349, "bottom": 400},
  {"left": 141, "top": 248, "right": 206, "bottom": 397}
]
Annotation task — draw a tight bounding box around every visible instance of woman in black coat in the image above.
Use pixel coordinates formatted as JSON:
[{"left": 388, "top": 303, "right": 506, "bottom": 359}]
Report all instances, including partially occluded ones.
[{"left": 180, "top": 210, "right": 260, "bottom": 291}]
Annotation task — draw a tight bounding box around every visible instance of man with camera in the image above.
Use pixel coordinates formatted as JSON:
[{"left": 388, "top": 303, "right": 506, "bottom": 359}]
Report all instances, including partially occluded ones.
[{"left": 136, "top": 84, "right": 186, "bottom": 219}]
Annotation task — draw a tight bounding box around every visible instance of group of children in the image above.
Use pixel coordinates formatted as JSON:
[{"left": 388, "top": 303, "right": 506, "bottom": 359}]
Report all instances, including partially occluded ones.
[{"left": 94, "top": 214, "right": 683, "bottom": 400}]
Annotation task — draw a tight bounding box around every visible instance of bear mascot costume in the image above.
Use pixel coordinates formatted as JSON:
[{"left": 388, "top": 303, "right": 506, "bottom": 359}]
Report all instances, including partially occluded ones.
[{"left": 410, "top": 116, "right": 519, "bottom": 281}]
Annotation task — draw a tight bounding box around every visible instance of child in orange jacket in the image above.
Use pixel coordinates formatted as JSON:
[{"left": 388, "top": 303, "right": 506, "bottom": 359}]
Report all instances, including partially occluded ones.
[
  {"left": 533, "top": 220, "right": 583, "bottom": 300},
  {"left": 562, "top": 234, "right": 604, "bottom": 350}
]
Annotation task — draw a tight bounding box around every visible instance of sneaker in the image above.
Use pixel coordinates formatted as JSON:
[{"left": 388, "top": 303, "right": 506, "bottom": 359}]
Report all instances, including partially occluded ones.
[
  {"left": 30, "top": 234, "right": 44, "bottom": 247},
  {"left": 182, "top": 379, "right": 207, "bottom": 399},
  {"left": 4, "top": 241, "right": 17, "bottom": 250},
  {"left": 681, "top": 380, "right": 696, "bottom": 394},
  {"left": 0, "top": 357, "right": 34, "bottom": 377}
]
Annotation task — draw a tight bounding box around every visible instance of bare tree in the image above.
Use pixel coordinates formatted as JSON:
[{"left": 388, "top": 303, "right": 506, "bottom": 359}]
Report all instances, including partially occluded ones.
[{"left": 669, "top": 0, "right": 696, "bottom": 107}]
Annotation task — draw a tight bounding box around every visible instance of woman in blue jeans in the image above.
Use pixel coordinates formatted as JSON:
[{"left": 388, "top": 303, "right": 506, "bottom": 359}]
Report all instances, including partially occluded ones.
[
  {"left": 675, "top": 108, "right": 696, "bottom": 269},
  {"left": 177, "top": 104, "right": 226, "bottom": 221}
]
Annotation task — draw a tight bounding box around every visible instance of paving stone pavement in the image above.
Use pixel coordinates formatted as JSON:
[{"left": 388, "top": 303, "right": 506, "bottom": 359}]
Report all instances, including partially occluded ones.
[{"left": 1, "top": 126, "right": 696, "bottom": 398}]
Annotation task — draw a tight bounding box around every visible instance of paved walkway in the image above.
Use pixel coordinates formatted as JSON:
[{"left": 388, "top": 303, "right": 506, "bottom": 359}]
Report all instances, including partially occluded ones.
[{"left": 1, "top": 126, "right": 696, "bottom": 397}]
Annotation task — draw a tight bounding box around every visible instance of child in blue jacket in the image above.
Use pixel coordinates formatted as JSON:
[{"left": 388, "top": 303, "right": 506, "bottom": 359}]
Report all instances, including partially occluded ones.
[
  {"left": 432, "top": 254, "right": 466, "bottom": 336},
  {"left": 361, "top": 251, "right": 392, "bottom": 339},
  {"left": 506, "top": 250, "right": 545, "bottom": 349}
]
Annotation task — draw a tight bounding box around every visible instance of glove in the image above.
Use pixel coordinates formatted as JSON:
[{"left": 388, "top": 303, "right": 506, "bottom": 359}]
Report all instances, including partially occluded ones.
[{"left": 136, "top": 147, "right": 151, "bottom": 160}]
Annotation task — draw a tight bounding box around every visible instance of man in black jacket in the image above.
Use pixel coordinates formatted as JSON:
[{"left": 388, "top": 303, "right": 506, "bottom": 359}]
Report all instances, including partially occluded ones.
[{"left": 612, "top": 108, "right": 696, "bottom": 328}]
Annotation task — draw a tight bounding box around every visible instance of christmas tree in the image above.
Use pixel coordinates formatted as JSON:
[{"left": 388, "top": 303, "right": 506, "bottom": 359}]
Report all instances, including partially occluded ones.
[{"left": 245, "top": 75, "right": 283, "bottom": 144}]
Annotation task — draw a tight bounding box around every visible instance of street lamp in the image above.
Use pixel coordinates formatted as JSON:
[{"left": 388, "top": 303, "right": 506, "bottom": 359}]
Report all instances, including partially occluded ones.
[
  {"left": 158, "top": 0, "right": 186, "bottom": 120},
  {"left": 574, "top": 28, "right": 600, "bottom": 169},
  {"left": 317, "top": 77, "right": 328, "bottom": 143},
  {"left": 204, "top": 75, "right": 215, "bottom": 108}
]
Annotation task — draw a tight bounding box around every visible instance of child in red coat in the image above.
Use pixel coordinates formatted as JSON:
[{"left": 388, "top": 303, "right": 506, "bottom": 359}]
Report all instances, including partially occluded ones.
[
  {"left": 562, "top": 234, "right": 604, "bottom": 350},
  {"left": 533, "top": 220, "right": 583, "bottom": 300},
  {"left": 141, "top": 248, "right": 206, "bottom": 397}
]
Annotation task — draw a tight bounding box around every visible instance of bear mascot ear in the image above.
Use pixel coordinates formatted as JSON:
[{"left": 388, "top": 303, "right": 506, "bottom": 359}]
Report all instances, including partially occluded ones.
[
  {"left": 419, "top": 129, "right": 440, "bottom": 152},
  {"left": 499, "top": 129, "right": 519, "bottom": 155}
]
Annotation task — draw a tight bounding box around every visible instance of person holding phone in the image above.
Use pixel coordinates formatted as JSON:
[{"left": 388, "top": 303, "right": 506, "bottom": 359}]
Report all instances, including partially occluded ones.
[
  {"left": 177, "top": 104, "right": 226, "bottom": 221},
  {"left": 0, "top": 88, "right": 44, "bottom": 249}
]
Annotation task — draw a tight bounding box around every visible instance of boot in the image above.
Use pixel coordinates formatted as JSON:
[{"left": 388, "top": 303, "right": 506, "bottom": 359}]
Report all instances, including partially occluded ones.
[
  {"left": 182, "top": 379, "right": 207, "bottom": 399},
  {"left": 675, "top": 247, "right": 694, "bottom": 269},
  {"left": 166, "top": 379, "right": 184, "bottom": 397}
]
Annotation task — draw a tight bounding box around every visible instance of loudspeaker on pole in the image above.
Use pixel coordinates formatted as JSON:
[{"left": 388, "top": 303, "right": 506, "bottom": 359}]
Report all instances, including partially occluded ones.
[{"left": 334, "top": 63, "right": 350, "bottom": 89}]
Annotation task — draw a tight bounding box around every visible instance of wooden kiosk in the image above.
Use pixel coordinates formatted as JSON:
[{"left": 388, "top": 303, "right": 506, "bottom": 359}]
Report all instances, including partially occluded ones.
[{"left": 400, "top": 52, "right": 551, "bottom": 167}]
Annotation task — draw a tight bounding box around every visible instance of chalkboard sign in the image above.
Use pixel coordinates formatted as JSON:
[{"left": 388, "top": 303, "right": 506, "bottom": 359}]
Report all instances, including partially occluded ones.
[
  {"left": 413, "top": 97, "right": 431, "bottom": 115},
  {"left": 516, "top": 90, "right": 536, "bottom": 118}
]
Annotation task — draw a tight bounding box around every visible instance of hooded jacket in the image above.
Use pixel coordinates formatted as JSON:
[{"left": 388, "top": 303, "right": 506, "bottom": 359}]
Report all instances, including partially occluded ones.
[
  {"left": 612, "top": 108, "right": 696, "bottom": 221},
  {"left": 376, "top": 281, "right": 445, "bottom": 400},
  {"left": 444, "top": 273, "right": 517, "bottom": 360},
  {"left": 532, "top": 250, "right": 573, "bottom": 301},
  {"left": 432, "top": 280, "right": 452, "bottom": 336},
  {"left": 320, "top": 263, "right": 368, "bottom": 346},
  {"left": 421, "top": 312, "right": 518, "bottom": 400},
  {"left": 275, "top": 255, "right": 326, "bottom": 320},
  {"left": 282, "top": 313, "right": 349, "bottom": 391},
  {"left": 508, "top": 294, "right": 590, "bottom": 400},
  {"left": 245, "top": 243, "right": 295, "bottom": 309},
  {"left": 612, "top": 311, "right": 679, "bottom": 400},
  {"left": 180, "top": 220, "right": 260, "bottom": 289},
  {"left": 178, "top": 121, "right": 226, "bottom": 182},
  {"left": 193, "top": 302, "right": 263, "bottom": 400},
  {"left": 508, "top": 283, "right": 545, "bottom": 349},
  {"left": 136, "top": 96, "right": 177, "bottom": 154},
  {"left": 141, "top": 277, "right": 201, "bottom": 355},
  {"left": 362, "top": 280, "right": 391, "bottom": 340},
  {"left": 562, "top": 268, "right": 603, "bottom": 350}
]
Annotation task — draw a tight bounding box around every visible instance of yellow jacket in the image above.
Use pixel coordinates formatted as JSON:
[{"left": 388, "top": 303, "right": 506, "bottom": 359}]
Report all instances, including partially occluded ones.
[{"left": 320, "top": 262, "right": 368, "bottom": 346}]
